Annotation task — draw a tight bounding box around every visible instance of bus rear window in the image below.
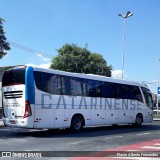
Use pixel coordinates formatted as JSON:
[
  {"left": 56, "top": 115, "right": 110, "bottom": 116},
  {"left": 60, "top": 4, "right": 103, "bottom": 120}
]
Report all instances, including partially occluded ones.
[{"left": 2, "top": 68, "right": 25, "bottom": 87}]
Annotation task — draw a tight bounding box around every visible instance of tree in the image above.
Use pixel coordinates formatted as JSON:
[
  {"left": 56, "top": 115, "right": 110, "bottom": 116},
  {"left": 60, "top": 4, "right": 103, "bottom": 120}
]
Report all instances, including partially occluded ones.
[
  {"left": 50, "top": 44, "right": 112, "bottom": 77},
  {"left": 0, "top": 18, "right": 10, "bottom": 59}
]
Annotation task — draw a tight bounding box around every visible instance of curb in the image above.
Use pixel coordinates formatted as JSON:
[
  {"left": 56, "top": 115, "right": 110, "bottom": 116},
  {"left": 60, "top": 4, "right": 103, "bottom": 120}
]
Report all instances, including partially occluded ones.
[
  {"left": 0, "top": 114, "right": 4, "bottom": 127},
  {"left": 153, "top": 118, "right": 160, "bottom": 121},
  {"left": 0, "top": 120, "right": 4, "bottom": 127}
]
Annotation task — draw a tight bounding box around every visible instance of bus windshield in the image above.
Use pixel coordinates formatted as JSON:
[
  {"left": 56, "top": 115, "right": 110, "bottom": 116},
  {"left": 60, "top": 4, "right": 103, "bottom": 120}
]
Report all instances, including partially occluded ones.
[{"left": 2, "top": 68, "right": 25, "bottom": 87}]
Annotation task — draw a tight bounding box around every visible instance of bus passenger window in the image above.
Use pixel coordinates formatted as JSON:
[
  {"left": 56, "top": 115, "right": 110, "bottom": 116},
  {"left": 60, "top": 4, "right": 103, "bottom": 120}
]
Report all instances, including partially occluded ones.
[
  {"left": 33, "top": 71, "right": 61, "bottom": 94},
  {"left": 62, "top": 76, "right": 71, "bottom": 95},
  {"left": 101, "top": 82, "right": 115, "bottom": 98},
  {"left": 70, "top": 77, "right": 83, "bottom": 96},
  {"left": 62, "top": 76, "right": 83, "bottom": 96},
  {"left": 84, "top": 79, "right": 102, "bottom": 97},
  {"left": 132, "top": 87, "right": 143, "bottom": 103},
  {"left": 141, "top": 87, "right": 153, "bottom": 109}
]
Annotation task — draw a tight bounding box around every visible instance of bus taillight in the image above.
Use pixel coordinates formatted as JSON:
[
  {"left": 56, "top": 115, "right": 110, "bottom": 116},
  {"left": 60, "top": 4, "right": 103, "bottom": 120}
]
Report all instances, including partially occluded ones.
[{"left": 23, "top": 100, "right": 32, "bottom": 118}]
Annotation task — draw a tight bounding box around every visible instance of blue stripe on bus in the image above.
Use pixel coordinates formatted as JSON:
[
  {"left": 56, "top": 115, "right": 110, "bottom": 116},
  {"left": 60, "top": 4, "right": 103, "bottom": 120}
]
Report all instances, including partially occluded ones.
[{"left": 25, "top": 66, "right": 35, "bottom": 104}]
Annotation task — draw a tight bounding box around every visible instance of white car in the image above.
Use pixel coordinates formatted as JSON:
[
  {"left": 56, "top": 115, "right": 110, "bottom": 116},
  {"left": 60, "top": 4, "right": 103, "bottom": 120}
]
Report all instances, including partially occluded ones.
[{"left": 153, "top": 109, "right": 160, "bottom": 114}]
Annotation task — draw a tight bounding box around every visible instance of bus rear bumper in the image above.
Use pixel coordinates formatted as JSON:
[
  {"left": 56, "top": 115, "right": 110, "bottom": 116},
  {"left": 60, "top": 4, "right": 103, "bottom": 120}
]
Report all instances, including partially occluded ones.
[{"left": 2, "top": 117, "right": 33, "bottom": 128}]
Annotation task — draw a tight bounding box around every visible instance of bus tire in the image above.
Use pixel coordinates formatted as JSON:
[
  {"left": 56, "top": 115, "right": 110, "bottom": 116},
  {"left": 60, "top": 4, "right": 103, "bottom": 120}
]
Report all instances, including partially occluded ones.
[
  {"left": 134, "top": 114, "right": 143, "bottom": 127},
  {"left": 71, "top": 115, "right": 84, "bottom": 132}
]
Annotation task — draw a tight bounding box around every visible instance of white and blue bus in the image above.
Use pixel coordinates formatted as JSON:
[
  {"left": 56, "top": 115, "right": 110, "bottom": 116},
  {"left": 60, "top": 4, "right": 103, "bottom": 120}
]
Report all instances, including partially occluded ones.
[{"left": 2, "top": 65, "right": 153, "bottom": 131}]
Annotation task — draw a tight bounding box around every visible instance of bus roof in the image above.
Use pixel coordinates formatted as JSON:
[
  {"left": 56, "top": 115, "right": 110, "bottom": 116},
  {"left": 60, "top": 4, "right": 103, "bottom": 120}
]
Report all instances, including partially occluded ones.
[{"left": 27, "top": 65, "right": 147, "bottom": 88}]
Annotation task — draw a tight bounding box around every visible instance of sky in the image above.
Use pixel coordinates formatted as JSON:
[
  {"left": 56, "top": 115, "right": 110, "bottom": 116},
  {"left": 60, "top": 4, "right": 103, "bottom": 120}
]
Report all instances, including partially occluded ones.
[{"left": 0, "top": 0, "right": 160, "bottom": 93}]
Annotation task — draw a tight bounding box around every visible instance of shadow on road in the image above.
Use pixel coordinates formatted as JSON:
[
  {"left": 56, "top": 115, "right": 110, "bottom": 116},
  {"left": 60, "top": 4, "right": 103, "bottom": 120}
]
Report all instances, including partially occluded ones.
[{"left": 0, "top": 121, "right": 160, "bottom": 139}]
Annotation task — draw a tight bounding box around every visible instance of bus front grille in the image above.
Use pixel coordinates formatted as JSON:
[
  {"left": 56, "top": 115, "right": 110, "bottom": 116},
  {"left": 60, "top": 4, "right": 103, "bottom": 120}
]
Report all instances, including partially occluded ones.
[{"left": 3, "top": 91, "right": 23, "bottom": 99}]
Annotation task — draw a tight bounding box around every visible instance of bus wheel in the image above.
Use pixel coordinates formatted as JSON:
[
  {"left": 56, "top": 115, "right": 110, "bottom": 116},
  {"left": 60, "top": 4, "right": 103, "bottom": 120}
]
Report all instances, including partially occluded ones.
[
  {"left": 71, "top": 115, "right": 84, "bottom": 132},
  {"left": 134, "top": 114, "right": 143, "bottom": 127}
]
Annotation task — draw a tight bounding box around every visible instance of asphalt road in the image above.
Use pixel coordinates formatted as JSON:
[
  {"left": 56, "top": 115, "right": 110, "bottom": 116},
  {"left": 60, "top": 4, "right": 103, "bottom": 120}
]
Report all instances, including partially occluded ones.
[{"left": 0, "top": 121, "right": 160, "bottom": 159}]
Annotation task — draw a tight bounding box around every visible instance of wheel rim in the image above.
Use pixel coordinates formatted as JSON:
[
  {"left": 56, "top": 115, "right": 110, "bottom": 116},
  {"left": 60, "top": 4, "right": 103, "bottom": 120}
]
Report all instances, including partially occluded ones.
[
  {"left": 73, "top": 119, "right": 82, "bottom": 130},
  {"left": 136, "top": 116, "right": 142, "bottom": 125}
]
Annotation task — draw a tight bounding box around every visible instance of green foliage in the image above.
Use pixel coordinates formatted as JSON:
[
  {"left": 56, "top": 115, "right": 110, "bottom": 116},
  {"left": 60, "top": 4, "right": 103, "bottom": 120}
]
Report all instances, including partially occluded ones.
[
  {"left": 50, "top": 44, "right": 112, "bottom": 77},
  {"left": 0, "top": 17, "right": 10, "bottom": 59}
]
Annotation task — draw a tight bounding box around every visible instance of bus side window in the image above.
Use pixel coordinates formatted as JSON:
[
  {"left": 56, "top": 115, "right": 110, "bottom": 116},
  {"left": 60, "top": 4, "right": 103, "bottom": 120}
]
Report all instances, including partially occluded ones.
[
  {"left": 115, "top": 84, "right": 123, "bottom": 99},
  {"left": 132, "top": 86, "right": 143, "bottom": 103},
  {"left": 50, "top": 74, "right": 61, "bottom": 94},
  {"left": 62, "top": 76, "right": 83, "bottom": 96},
  {"left": 121, "top": 84, "right": 132, "bottom": 99},
  {"left": 141, "top": 87, "right": 153, "bottom": 109},
  {"left": 34, "top": 71, "right": 61, "bottom": 94},
  {"left": 34, "top": 71, "right": 44, "bottom": 91},
  {"left": 84, "top": 79, "right": 102, "bottom": 97},
  {"left": 62, "top": 76, "right": 71, "bottom": 95},
  {"left": 70, "top": 77, "right": 83, "bottom": 96},
  {"left": 101, "top": 82, "right": 115, "bottom": 98}
]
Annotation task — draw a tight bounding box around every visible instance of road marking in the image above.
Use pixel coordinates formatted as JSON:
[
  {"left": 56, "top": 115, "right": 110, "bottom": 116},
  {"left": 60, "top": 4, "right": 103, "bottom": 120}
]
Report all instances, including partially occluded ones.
[
  {"left": 24, "top": 149, "right": 40, "bottom": 151},
  {"left": 67, "top": 140, "right": 90, "bottom": 145},
  {"left": 142, "top": 146, "right": 160, "bottom": 150},
  {"left": 104, "top": 139, "right": 160, "bottom": 151},
  {"left": 105, "top": 136, "right": 123, "bottom": 140},
  {"left": 136, "top": 132, "right": 151, "bottom": 136},
  {"left": 70, "top": 139, "right": 160, "bottom": 160},
  {"left": 127, "top": 150, "right": 142, "bottom": 151},
  {"left": 154, "top": 143, "right": 160, "bottom": 145}
]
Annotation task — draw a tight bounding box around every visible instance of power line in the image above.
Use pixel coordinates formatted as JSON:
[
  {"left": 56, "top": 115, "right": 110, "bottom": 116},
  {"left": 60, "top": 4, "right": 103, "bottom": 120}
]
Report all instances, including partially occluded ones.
[{"left": 9, "top": 41, "right": 54, "bottom": 59}]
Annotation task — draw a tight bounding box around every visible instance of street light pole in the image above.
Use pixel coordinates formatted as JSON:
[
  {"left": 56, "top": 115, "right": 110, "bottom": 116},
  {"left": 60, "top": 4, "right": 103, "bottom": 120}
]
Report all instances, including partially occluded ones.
[
  {"left": 122, "top": 18, "right": 126, "bottom": 80},
  {"left": 118, "top": 11, "right": 133, "bottom": 79},
  {"left": 157, "top": 59, "right": 160, "bottom": 114}
]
